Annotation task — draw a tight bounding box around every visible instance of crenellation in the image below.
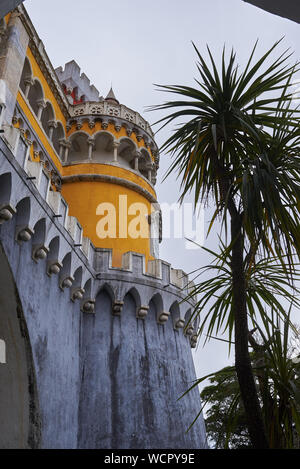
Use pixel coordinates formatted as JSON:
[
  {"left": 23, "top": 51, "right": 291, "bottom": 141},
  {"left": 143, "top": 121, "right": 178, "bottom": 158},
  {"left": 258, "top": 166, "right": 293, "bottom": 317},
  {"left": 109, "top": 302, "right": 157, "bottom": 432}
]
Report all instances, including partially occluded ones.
[
  {"left": 147, "top": 258, "right": 162, "bottom": 279},
  {"left": 55, "top": 60, "right": 100, "bottom": 103},
  {"left": 161, "top": 260, "right": 171, "bottom": 284},
  {"left": 81, "top": 236, "right": 91, "bottom": 260},
  {"left": 170, "top": 268, "right": 189, "bottom": 290},
  {"left": 94, "top": 247, "right": 112, "bottom": 272},
  {"left": 66, "top": 215, "right": 83, "bottom": 245}
]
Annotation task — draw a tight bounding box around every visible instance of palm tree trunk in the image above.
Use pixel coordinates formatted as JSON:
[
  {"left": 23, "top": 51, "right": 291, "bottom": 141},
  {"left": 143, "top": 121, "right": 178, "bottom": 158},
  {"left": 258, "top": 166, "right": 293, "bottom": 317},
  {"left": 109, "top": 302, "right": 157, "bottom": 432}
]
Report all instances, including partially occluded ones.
[{"left": 231, "top": 212, "right": 269, "bottom": 449}]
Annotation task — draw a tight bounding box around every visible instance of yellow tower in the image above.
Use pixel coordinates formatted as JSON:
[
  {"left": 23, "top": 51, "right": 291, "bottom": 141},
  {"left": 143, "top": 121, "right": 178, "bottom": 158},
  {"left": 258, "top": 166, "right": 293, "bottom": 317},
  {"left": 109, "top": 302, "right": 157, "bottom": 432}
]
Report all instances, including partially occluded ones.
[
  {"left": 13, "top": 28, "right": 161, "bottom": 269},
  {"left": 55, "top": 63, "right": 160, "bottom": 267}
]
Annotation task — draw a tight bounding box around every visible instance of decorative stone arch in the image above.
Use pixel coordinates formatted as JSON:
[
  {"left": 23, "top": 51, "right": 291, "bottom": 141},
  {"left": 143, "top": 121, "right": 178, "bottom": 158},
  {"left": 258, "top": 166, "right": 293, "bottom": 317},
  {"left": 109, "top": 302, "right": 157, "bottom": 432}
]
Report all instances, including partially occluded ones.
[
  {"left": 91, "top": 116, "right": 104, "bottom": 127},
  {"left": 123, "top": 286, "right": 144, "bottom": 318},
  {"left": 92, "top": 130, "right": 115, "bottom": 164},
  {"left": 0, "top": 172, "right": 16, "bottom": 224},
  {"left": 83, "top": 278, "right": 92, "bottom": 297},
  {"left": 149, "top": 292, "right": 165, "bottom": 324},
  {"left": 71, "top": 266, "right": 84, "bottom": 302},
  {"left": 27, "top": 78, "right": 45, "bottom": 118},
  {"left": 40, "top": 100, "right": 55, "bottom": 139},
  {"left": 0, "top": 241, "right": 41, "bottom": 448},
  {"left": 0, "top": 170, "right": 21, "bottom": 208},
  {"left": 19, "top": 57, "right": 33, "bottom": 98},
  {"left": 169, "top": 300, "right": 185, "bottom": 331},
  {"left": 0, "top": 171, "right": 12, "bottom": 204},
  {"left": 97, "top": 282, "right": 115, "bottom": 305},
  {"left": 139, "top": 148, "right": 153, "bottom": 181},
  {"left": 81, "top": 266, "right": 94, "bottom": 292},
  {"left": 47, "top": 235, "right": 61, "bottom": 277},
  {"left": 116, "top": 136, "right": 138, "bottom": 169},
  {"left": 52, "top": 120, "right": 65, "bottom": 157},
  {"left": 124, "top": 286, "right": 141, "bottom": 307},
  {"left": 184, "top": 308, "right": 195, "bottom": 337},
  {"left": 68, "top": 131, "right": 90, "bottom": 163},
  {"left": 31, "top": 218, "right": 48, "bottom": 262},
  {"left": 15, "top": 197, "right": 33, "bottom": 243},
  {"left": 122, "top": 289, "right": 138, "bottom": 320},
  {"left": 77, "top": 116, "right": 92, "bottom": 127},
  {"left": 81, "top": 278, "right": 95, "bottom": 313}
]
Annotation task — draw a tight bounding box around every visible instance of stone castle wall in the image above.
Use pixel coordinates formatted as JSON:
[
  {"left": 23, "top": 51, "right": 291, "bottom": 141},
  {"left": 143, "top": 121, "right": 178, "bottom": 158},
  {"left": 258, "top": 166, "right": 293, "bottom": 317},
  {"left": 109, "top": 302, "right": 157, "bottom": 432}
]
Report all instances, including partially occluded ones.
[{"left": 0, "top": 136, "right": 207, "bottom": 448}]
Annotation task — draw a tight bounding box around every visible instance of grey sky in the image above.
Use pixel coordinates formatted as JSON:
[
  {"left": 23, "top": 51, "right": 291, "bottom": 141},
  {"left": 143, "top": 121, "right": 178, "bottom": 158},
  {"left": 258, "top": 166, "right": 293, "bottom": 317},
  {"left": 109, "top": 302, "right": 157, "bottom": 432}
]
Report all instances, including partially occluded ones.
[{"left": 25, "top": 0, "right": 300, "bottom": 384}]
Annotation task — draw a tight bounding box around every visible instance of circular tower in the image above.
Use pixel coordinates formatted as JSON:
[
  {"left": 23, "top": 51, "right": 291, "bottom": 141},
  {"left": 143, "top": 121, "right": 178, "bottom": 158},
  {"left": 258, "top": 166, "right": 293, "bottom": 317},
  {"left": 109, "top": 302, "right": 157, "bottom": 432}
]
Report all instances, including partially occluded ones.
[{"left": 56, "top": 68, "right": 160, "bottom": 267}]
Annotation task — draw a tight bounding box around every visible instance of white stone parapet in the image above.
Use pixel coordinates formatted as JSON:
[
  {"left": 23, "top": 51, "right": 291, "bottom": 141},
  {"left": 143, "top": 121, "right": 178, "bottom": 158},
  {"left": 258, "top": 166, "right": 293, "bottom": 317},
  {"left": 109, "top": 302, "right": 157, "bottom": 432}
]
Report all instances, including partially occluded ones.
[
  {"left": 94, "top": 248, "right": 196, "bottom": 299},
  {"left": 70, "top": 101, "right": 155, "bottom": 139}
]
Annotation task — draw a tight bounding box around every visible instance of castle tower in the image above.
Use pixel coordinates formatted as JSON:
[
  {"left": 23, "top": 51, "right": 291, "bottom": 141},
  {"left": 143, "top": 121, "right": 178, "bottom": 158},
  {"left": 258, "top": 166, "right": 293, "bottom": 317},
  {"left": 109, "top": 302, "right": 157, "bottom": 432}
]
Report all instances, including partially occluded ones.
[
  {"left": 55, "top": 61, "right": 160, "bottom": 267},
  {"left": 0, "top": 5, "right": 207, "bottom": 449}
]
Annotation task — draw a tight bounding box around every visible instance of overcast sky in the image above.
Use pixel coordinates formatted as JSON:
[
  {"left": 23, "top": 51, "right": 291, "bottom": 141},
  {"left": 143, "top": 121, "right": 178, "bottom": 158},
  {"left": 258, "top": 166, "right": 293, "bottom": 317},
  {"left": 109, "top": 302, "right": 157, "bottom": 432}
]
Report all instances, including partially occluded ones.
[{"left": 25, "top": 0, "right": 300, "bottom": 385}]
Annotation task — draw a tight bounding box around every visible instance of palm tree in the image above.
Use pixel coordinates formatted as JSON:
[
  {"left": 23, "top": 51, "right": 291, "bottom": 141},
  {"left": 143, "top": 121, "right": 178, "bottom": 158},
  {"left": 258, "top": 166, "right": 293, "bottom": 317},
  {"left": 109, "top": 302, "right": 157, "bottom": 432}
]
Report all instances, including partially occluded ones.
[
  {"left": 184, "top": 248, "right": 300, "bottom": 448},
  {"left": 151, "top": 40, "right": 300, "bottom": 448}
]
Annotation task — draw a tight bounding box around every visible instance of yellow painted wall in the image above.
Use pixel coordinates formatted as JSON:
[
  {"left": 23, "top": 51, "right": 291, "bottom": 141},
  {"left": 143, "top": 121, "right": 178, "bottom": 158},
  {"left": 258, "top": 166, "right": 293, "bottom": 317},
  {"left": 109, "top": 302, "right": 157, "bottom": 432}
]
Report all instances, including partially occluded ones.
[
  {"left": 62, "top": 163, "right": 156, "bottom": 199},
  {"left": 62, "top": 180, "right": 154, "bottom": 267},
  {"left": 26, "top": 47, "right": 67, "bottom": 130},
  {"left": 17, "top": 91, "right": 63, "bottom": 172},
  {"left": 15, "top": 47, "right": 68, "bottom": 171}
]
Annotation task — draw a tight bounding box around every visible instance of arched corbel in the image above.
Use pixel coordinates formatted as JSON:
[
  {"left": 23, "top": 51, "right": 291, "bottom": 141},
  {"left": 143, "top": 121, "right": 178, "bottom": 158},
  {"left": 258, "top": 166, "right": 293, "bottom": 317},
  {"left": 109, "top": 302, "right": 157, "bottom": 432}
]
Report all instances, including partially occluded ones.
[
  {"left": 31, "top": 218, "right": 49, "bottom": 263},
  {"left": 157, "top": 311, "right": 170, "bottom": 325},
  {"left": 71, "top": 267, "right": 85, "bottom": 302},
  {"left": 112, "top": 300, "right": 124, "bottom": 316},
  {"left": 190, "top": 333, "right": 198, "bottom": 348},
  {"left": 59, "top": 252, "right": 74, "bottom": 290},
  {"left": 47, "top": 236, "right": 62, "bottom": 277},
  {"left": 137, "top": 305, "right": 149, "bottom": 319},
  {"left": 81, "top": 279, "right": 96, "bottom": 314},
  {"left": 15, "top": 198, "right": 34, "bottom": 243}
]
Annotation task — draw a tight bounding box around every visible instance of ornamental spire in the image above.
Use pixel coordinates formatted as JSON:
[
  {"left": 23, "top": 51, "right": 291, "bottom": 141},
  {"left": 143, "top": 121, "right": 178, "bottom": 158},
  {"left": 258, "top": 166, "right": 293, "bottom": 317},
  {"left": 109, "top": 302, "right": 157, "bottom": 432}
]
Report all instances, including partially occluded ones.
[{"left": 105, "top": 87, "right": 119, "bottom": 104}]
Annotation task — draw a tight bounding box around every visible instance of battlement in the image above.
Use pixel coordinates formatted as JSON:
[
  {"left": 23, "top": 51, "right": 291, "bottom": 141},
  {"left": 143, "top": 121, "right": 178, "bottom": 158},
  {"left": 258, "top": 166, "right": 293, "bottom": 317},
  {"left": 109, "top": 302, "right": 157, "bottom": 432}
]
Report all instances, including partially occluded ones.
[
  {"left": 69, "top": 100, "right": 156, "bottom": 141},
  {"left": 0, "top": 132, "right": 198, "bottom": 345},
  {"left": 55, "top": 60, "right": 101, "bottom": 103},
  {"left": 94, "top": 248, "right": 195, "bottom": 294}
]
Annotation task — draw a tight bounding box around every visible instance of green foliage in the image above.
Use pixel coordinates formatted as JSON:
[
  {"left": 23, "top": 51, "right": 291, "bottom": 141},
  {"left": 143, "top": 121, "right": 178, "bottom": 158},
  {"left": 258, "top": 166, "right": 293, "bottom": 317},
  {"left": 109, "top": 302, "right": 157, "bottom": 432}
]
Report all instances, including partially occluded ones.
[
  {"left": 200, "top": 316, "right": 300, "bottom": 449},
  {"left": 186, "top": 245, "right": 300, "bottom": 345},
  {"left": 253, "top": 311, "right": 300, "bottom": 448},
  {"left": 200, "top": 367, "right": 250, "bottom": 449}
]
